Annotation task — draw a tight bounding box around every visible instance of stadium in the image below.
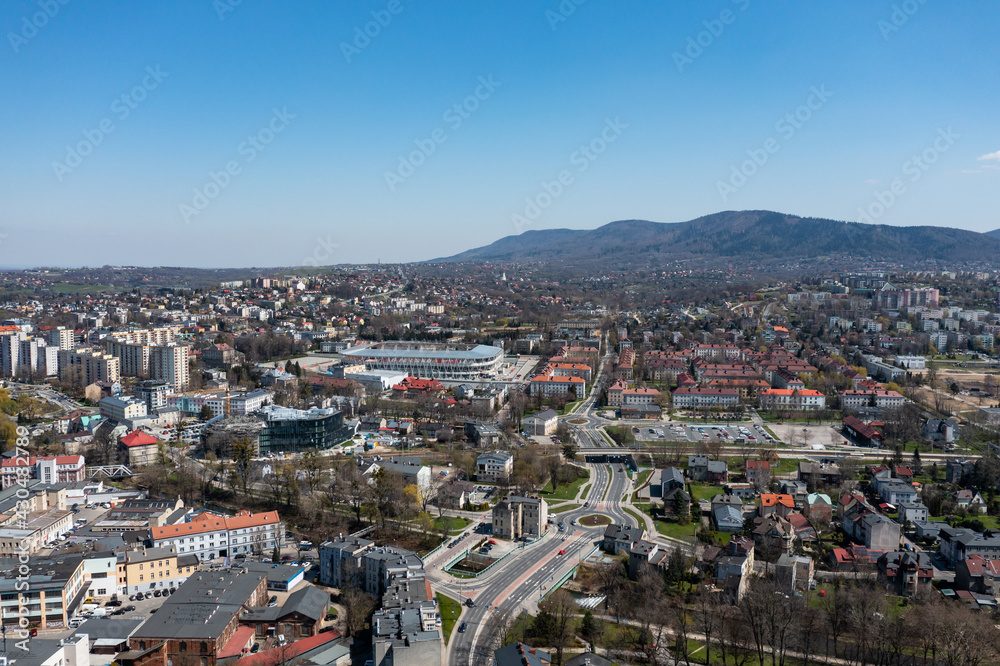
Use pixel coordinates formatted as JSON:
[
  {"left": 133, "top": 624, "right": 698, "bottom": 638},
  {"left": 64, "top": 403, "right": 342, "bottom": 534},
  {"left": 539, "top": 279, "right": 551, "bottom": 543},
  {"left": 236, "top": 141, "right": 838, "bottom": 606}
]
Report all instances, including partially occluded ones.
[{"left": 339, "top": 341, "right": 504, "bottom": 380}]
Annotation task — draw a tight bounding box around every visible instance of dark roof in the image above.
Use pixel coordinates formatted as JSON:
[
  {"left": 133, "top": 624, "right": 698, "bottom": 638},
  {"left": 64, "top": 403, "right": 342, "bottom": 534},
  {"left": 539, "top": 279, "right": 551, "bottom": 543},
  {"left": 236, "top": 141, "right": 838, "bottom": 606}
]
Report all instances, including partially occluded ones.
[{"left": 495, "top": 642, "right": 552, "bottom": 666}]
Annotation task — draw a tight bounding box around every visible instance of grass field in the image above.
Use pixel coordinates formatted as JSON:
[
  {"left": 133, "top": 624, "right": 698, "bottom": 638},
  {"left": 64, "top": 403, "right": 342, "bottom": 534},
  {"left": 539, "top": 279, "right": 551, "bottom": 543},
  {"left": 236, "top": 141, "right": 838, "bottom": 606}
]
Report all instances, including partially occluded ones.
[
  {"left": 433, "top": 516, "right": 471, "bottom": 534},
  {"left": 549, "top": 502, "right": 582, "bottom": 514},
  {"left": 436, "top": 592, "right": 462, "bottom": 644},
  {"left": 539, "top": 473, "right": 590, "bottom": 501},
  {"left": 654, "top": 518, "right": 698, "bottom": 542}
]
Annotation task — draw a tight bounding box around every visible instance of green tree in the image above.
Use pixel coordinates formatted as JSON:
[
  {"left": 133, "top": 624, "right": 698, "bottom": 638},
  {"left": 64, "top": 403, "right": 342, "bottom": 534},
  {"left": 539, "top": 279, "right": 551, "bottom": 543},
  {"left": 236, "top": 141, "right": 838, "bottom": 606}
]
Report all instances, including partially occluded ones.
[{"left": 199, "top": 404, "right": 214, "bottom": 421}]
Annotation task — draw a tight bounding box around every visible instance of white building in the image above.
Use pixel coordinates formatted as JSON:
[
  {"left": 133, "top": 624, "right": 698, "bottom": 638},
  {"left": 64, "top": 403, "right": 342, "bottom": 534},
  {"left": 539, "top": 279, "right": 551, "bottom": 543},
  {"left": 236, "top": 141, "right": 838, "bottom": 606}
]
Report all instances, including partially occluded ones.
[
  {"left": 340, "top": 341, "right": 504, "bottom": 380},
  {"left": 476, "top": 451, "right": 514, "bottom": 482},
  {"left": 148, "top": 509, "right": 284, "bottom": 561},
  {"left": 149, "top": 343, "right": 190, "bottom": 390}
]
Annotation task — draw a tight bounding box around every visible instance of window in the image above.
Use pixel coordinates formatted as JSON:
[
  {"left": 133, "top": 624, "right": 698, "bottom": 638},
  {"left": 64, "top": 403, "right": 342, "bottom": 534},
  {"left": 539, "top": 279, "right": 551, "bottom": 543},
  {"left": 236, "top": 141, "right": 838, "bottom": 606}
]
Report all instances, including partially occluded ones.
[
  {"left": 179, "top": 642, "right": 187, "bottom": 653},
  {"left": 139, "top": 575, "right": 143, "bottom": 581},
  {"left": 200, "top": 642, "right": 208, "bottom": 654}
]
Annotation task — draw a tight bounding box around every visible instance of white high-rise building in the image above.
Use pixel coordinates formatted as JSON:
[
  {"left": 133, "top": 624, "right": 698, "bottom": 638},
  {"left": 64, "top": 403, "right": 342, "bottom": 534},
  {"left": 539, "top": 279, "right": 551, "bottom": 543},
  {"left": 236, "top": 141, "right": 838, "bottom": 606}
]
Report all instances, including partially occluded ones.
[
  {"left": 150, "top": 343, "right": 190, "bottom": 390},
  {"left": 45, "top": 326, "right": 75, "bottom": 351}
]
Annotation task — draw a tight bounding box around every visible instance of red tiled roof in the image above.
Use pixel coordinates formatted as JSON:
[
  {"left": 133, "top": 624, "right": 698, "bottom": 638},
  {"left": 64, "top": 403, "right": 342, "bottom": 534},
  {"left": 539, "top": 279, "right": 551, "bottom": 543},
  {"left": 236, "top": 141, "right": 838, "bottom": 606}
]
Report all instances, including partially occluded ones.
[
  {"left": 119, "top": 431, "right": 159, "bottom": 448},
  {"left": 231, "top": 631, "right": 341, "bottom": 666}
]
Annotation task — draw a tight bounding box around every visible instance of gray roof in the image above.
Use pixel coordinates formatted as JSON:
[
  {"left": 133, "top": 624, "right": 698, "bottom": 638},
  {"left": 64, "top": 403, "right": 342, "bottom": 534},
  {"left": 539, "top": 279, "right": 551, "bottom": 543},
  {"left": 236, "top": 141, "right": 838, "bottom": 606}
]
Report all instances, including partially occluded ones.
[
  {"left": 495, "top": 642, "right": 553, "bottom": 666},
  {"left": 660, "top": 467, "right": 685, "bottom": 486},
  {"left": 131, "top": 570, "right": 266, "bottom": 640},
  {"left": 714, "top": 505, "right": 743, "bottom": 527}
]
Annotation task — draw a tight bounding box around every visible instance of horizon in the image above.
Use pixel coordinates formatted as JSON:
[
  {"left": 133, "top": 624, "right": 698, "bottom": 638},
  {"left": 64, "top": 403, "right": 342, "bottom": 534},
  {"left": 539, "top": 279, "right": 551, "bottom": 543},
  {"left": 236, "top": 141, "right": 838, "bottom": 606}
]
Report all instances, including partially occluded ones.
[
  {"left": 3, "top": 209, "right": 1000, "bottom": 271},
  {"left": 3, "top": 3, "right": 999, "bottom": 268}
]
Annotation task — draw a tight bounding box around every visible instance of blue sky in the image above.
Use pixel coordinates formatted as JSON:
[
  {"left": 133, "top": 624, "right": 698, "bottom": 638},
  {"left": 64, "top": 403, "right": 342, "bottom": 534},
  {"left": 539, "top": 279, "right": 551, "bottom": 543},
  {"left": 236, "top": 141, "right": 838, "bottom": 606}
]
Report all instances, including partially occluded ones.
[{"left": 1, "top": 1, "right": 998, "bottom": 268}]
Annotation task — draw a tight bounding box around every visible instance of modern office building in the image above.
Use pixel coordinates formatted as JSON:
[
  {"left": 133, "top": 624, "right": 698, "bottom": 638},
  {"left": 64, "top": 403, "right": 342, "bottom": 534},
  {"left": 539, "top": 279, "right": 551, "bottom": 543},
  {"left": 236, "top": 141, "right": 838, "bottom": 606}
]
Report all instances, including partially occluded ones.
[{"left": 256, "top": 404, "right": 352, "bottom": 454}]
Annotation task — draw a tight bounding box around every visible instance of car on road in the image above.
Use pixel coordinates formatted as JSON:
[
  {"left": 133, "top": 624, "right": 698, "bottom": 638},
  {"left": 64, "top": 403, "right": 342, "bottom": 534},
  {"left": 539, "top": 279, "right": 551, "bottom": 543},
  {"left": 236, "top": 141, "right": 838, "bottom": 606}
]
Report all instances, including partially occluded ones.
[
  {"left": 558, "top": 549, "right": 566, "bottom": 555},
  {"left": 465, "top": 598, "right": 475, "bottom": 607},
  {"left": 458, "top": 622, "right": 468, "bottom": 633}
]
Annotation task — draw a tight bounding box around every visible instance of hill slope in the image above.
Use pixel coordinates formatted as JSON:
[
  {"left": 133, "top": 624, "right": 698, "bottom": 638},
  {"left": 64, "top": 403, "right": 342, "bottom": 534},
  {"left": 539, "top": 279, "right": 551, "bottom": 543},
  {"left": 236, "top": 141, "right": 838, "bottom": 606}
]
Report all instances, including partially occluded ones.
[
  {"left": 987, "top": 228, "right": 1000, "bottom": 240},
  {"left": 435, "top": 211, "right": 1000, "bottom": 267}
]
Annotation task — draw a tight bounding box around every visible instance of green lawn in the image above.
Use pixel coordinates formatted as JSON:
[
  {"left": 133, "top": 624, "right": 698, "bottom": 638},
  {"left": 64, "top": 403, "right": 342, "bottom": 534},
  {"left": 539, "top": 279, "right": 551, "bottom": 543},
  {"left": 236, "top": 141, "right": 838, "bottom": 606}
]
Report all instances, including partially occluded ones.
[
  {"left": 433, "top": 516, "right": 471, "bottom": 534},
  {"left": 549, "top": 502, "right": 582, "bottom": 514},
  {"left": 688, "top": 483, "right": 723, "bottom": 504},
  {"left": 623, "top": 506, "right": 647, "bottom": 527},
  {"left": 634, "top": 469, "right": 654, "bottom": 489},
  {"left": 539, "top": 473, "right": 590, "bottom": 501},
  {"left": 436, "top": 592, "right": 462, "bottom": 644},
  {"left": 654, "top": 519, "right": 698, "bottom": 542}
]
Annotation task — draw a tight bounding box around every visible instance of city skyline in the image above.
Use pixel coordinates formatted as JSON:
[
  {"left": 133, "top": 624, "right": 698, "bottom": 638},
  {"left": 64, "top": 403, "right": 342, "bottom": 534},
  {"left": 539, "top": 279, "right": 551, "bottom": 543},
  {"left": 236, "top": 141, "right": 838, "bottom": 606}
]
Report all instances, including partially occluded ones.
[{"left": 3, "top": 2, "right": 999, "bottom": 268}]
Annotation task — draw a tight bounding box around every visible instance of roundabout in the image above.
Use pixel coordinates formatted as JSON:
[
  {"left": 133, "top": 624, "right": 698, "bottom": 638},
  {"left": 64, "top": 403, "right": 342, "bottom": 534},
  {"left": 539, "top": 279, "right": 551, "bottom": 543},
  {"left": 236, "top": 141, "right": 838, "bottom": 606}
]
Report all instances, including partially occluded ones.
[{"left": 577, "top": 513, "right": 612, "bottom": 527}]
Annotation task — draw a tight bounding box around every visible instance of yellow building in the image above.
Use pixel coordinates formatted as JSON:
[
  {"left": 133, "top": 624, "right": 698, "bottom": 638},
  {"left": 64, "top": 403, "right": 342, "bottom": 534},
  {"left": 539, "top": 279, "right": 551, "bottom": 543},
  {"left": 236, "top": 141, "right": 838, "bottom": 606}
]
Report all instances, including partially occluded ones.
[{"left": 116, "top": 546, "right": 199, "bottom": 595}]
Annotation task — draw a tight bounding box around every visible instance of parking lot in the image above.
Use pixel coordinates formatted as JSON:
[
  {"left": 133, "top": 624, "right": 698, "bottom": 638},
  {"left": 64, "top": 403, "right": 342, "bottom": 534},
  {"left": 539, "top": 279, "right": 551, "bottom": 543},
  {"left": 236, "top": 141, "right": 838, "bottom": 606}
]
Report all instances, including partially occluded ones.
[{"left": 635, "top": 423, "right": 775, "bottom": 445}]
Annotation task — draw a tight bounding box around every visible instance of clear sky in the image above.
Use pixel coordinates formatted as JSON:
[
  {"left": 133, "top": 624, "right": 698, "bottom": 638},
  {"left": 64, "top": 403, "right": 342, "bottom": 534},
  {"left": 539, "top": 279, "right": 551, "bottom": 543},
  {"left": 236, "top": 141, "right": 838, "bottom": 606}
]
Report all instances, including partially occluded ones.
[{"left": 1, "top": 1, "right": 998, "bottom": 268}]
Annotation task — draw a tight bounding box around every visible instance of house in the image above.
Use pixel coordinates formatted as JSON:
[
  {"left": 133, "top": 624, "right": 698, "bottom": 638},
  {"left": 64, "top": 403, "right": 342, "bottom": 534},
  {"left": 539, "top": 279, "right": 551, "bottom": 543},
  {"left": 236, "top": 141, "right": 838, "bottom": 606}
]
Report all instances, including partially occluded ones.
[
  {"left": 898, "top": 501, "right": 929, "bottom": 524},
  {"left": 780, "top": 479, "right": 809, "bottom": 504},
  {"left": 829, "top": 545, "right": 884, "bottom": 572},
  {"left": 495, "top": 642, "right": 552, "bottom": 666},
  {"left": 746, "top": 460, "right": 771, "bottom": 489},
  {"left": 476, "top": 451, "right": 513, "bottom": 483},
  {"left": 628, "top": 539, "right": 670, "bottom": 579},
  {"left": 955, "top": 555, "right": 1000, "bottom": 598},
  {"left": 118, "top": 430, "right": 160, "bottom": 467},
  {"left": 842, "top": 500, "right": 901, "bottom": 552},
  {"left": 878, "top": 482, "right": 918, "bottom": 507},
  {"left": 391, "top": 376, "right": 446, "bottom": 398},
  {"left": 922, "top": 418, "right": 958, "bottom": 445},
  {"left": 438, "top": 480, "right": 474, "bottom": 509},
  {"left": 687, "top": 455, "right": 709, "bottom": 481},
  {"left": 707, "top": 460, "right": 729, "bottom": 484},
  {"left": 797, "top": 461, "right": 842, "bottom": 487},
  {"left": 713, "top": 504, "right": 744, "bottom": 533},
  {"left": 938, "top": 526, "right": 1000, "bottom": 567},
  {"left": 602, "top": 523, "right": 646, "bottom": 555},
  {"left": 658, "top": 467, "right": 685, "bottom": 496},
  {"left": 877, "top": 551, "right": 933, "bottom": 596},
  {"left": 774, "top": 553, "right": 814, "bottom": 593},
  {"left": 523, "top": 409, "right": 559, "bottom": 436},
  {"left": 786, "top": 513, "right": 817, "bottom": 541},
  {"left": 753, "top": 515, "right": 795, "bottom": 554},
  {"left": 946, "top": 458, "right": 976, "bottom": 484},
  {"left": 379, "top": 459, "right": 432, "bottom": 492},
  {"left": 759, "top": 494, "right": 795, "bottom": 518},
  {"left": 803, "top": 493, "right": 833, "bottom": 524},
  {"left": 954, "top": 489, "right": 987, "bottom": 514}
]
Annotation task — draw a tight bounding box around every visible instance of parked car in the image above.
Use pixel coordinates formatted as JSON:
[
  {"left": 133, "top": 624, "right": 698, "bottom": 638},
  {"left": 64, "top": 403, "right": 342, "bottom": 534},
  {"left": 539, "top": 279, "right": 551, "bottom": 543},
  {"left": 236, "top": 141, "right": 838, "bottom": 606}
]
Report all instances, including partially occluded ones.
[{"left": 250, "top": 644, "right": 260, "bottom": 653}]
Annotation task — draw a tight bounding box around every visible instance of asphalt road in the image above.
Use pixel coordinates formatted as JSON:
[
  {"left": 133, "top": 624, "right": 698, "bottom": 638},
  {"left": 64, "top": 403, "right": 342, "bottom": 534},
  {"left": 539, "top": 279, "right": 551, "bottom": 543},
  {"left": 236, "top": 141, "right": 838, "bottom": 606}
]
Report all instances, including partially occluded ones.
[{"left": 447, "top": 457, "right": 637, "bottom": 665}]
